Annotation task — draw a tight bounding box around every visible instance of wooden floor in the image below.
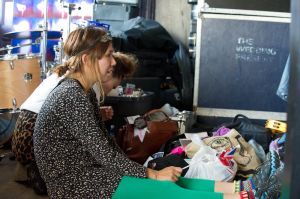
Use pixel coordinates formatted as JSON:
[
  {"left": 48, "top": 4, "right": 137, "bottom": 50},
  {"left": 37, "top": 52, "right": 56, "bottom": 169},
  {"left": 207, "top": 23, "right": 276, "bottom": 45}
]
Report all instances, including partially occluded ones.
[{"left": 0, "top": 149, "right": 48, "bottom": 199}]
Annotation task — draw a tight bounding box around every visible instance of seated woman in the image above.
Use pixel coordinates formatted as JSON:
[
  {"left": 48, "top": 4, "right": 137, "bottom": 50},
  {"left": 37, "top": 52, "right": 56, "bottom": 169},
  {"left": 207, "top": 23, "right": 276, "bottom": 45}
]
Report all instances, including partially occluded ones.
[
  {"left": 11, "top": 46, "right": 139, "bottom": 194},
  {"left": 33, "top": 26, "right": 181, "bottom": 198},
  {"left": 94, "top": 51, "right": 139, "bottom": 121},
  {"left": 32, "top": 26, "right": 282, "bottom": 199}
]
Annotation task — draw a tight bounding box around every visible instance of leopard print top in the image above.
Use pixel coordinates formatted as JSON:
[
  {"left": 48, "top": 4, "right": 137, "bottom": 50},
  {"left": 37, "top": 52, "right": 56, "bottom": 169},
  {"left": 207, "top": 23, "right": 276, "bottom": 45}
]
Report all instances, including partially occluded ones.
[{"left": 11, "top": 110, "right": 37, "bottom": 164}]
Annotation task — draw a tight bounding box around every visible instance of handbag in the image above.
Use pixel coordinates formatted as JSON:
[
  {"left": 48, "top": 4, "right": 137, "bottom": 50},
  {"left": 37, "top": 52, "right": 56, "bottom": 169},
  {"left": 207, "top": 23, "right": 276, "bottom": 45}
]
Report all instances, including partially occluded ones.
[
  {"left": 212, "top": 114, "right": 272, "bottom": 152},
  {"left": 203, "top": 129, "right": 261, "bottom": 178},
  {"left": 116, "top": 109, "right": 178, "bottom": 164}
]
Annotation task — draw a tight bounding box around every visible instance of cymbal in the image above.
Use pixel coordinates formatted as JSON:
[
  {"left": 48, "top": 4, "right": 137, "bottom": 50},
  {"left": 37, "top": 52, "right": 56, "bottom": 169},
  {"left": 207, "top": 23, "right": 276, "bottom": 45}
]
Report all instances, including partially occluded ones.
[
  {"left": 0, "top": 42, "right": 40, "bottom": 52},
  {"left": 3, "top": 30, "right": 62, "bottom": 40}
]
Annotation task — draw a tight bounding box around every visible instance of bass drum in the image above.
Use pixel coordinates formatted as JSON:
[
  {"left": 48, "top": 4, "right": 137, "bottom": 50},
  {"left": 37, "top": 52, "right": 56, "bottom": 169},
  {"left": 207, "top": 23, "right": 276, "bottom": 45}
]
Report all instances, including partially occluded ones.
[{"left": 0, "top": 54, "right": 41, "bottom": 109}]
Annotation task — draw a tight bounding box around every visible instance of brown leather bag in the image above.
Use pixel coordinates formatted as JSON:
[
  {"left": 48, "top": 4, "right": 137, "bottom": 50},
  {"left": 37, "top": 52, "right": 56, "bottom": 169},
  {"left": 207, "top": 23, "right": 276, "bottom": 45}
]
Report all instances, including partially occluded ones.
[{"left": 116, "top": 109, "right": 178, "bottom": 164}]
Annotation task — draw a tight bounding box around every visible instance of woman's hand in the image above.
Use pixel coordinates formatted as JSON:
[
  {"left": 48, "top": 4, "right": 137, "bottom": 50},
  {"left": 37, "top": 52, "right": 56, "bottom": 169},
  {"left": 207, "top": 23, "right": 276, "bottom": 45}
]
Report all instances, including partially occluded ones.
[
  {"left": 147, "top": 167, "right": 182, "bottom": 182},
  {"left": 100, "top": 106, "right": 114, "bottom": 121}
]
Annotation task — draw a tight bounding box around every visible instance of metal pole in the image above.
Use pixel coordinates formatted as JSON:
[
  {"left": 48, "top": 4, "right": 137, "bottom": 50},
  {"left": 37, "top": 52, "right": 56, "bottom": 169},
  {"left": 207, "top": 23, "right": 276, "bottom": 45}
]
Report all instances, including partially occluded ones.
[
  {"left": 281, "top": 0, "right": 300, "bottom": 198},
  {"left": 67, "top": 5, "right": 71, "bottom": 36},
  {"left": 65, "top": 3, "right": 78, "bottom": 37},
  {"left": 41, "top": 0, "right": 48, "bottom": 79}
]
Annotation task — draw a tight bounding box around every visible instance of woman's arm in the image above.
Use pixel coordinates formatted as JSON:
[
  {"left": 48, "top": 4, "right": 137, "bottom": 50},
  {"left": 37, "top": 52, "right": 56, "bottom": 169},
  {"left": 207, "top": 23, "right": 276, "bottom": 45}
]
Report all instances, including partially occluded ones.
[
  {"left": 62, "top": 88, "right": 146, "bottom": 178},
  {"left": 147, "top": 167, "right": 182, "bottom": 182}
]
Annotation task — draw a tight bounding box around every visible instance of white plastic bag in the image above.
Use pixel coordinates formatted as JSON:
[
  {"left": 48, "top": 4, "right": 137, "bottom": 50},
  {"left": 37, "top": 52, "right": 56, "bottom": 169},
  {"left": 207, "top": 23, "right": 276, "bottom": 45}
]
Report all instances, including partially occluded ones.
[{"left": 184, "top": 145, "right": 237, "bottom": 182}]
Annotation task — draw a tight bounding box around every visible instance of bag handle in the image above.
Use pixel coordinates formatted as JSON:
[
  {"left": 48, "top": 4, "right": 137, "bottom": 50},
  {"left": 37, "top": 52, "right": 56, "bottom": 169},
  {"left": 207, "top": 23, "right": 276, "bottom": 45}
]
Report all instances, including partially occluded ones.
[
  {"left": 143, "top": 109, "right": 170, "bottom": 122},
  {"left": 144, "top": 109, "right": 169, "bottom": 117},
  {"left": 133, "top": 109, "right": 170, "bottom": 129},
  {"left": 232, "top": 114, "right": 252, "bottom": 124}
]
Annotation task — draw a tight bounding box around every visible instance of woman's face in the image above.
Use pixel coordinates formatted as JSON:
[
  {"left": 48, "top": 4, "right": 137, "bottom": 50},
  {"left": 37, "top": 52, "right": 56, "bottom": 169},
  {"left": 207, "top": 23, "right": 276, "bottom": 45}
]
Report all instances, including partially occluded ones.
[{"left": 97, "top": 42, "right": 116, "bottom": 82}]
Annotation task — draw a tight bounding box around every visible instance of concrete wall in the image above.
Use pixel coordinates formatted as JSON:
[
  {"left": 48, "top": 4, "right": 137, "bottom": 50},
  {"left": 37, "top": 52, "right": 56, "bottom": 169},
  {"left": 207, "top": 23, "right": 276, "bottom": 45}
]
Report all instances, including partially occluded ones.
[{"left": 155, "top": 0, "right": 191, "bottom": 48}]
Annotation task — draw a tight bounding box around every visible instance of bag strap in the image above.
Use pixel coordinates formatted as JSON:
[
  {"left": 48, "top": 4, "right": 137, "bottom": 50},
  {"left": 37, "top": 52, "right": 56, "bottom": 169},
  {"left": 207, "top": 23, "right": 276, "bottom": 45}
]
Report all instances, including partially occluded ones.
[
  {"left": 144, "top": 109, "right": 168, "bottom": 117},
  {"left": 232, "top": 114, "right": 252, "bottom": 124},
  {"left": 143, "top": 109, "right": 169, "bottom": 121}
]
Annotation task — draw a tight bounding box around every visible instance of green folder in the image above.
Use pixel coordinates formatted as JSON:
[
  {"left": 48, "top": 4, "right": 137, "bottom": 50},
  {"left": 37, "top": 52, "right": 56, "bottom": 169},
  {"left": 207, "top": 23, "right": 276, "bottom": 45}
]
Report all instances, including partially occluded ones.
[{"left": 113, "top": 176, "right": 223, "bottom": 199}]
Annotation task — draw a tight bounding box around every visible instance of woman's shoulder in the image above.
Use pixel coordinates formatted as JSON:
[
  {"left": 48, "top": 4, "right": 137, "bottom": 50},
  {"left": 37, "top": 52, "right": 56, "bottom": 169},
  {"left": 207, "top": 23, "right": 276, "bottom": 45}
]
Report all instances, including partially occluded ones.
[
  {"left": 43, "top": 78, "right": 84, "bottom": 105},
  {"left": 55, "top": 78, "right": 84, "bottom": 94},
  {"left": 40, "top": 79, "right": 87, "bottom": 114}
]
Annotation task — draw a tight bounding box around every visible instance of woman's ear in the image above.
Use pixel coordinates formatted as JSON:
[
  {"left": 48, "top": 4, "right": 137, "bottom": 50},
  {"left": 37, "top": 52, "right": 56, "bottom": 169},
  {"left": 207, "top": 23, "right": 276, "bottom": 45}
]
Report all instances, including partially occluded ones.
[{"left": 81, "top": 54, "right": 88, "bottom": 64}]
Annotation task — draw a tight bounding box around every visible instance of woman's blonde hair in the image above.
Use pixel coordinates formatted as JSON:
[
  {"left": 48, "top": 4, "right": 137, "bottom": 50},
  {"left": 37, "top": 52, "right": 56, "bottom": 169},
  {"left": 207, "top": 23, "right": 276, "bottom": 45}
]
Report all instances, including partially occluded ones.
[{"left": 52, "top": 26, "right": 112, "bottom": 102}]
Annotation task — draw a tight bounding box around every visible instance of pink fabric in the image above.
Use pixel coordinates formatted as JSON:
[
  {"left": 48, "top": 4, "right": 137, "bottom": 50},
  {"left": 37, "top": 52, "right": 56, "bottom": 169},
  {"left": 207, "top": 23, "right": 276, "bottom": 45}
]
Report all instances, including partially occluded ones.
[
  {"left": 213, "top": 127, "right": 231, "bottom": 136},
  {"left": 269, "top": 138, "right": 280, "bottom": 152},
  {"left": 169, "top": 146, "right": 185, "bottom": 155}
]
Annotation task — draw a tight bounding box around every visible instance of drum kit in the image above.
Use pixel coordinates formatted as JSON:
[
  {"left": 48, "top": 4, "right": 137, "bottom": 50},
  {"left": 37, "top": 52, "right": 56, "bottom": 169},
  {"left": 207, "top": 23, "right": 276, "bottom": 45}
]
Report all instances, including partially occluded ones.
[
  {"left": 0, "top": 0, "right": 82, "bottom": 112},
  {"left": 0, "top": 30, "right": 63, "bottom": 111},
  {"left": 0, "top": 1, "right": 78, "bottom": 149},
  {"left": 0, "top": 0, "right": 86, "bottom": 148}
]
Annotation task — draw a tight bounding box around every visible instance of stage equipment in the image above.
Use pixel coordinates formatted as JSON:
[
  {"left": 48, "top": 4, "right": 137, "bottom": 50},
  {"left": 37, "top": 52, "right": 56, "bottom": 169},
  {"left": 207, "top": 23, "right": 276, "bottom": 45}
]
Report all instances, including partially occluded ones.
[
  {"left": 0, "top": 54, "right": 41, "bottom": 109},
  {"left": 3, "top": 30, "right": 62, "bottom": 40}
]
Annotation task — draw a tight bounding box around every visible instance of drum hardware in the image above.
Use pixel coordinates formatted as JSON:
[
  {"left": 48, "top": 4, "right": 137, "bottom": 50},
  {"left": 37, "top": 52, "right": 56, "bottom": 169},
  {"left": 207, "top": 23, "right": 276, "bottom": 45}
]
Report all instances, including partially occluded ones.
[
  {"left": 0, "top": 45, "right": 13, "bottom": 53},
  {"left": 37, "top": 0, "right": 49, "bottom": 79},
  {"left": 1, "top": 53, "right": 41, "bottom": 61},
  {"left": 61, "top": 0, "right": 81, "bottom": 36},
  {"left": 0, "top": 46, "right": 8, "bottom": 52},
  {"left": 0, "top": 42, "right": 40, "bottom": 53},
  {"left": 53, "top": 44, "right": 60, "bottom": 62},
  {"left": 9, "top": 60, "right": 13, "bottom": 70},
  {"left": 12, "top": 98, "right": 17, "bottom": 111},
  {"left": 3, "top": 30, "right": 62, "bottom": 40},
  {"left": 53, "top": 38, "right": 64, "bottom": 65},
  {"left": 23, "top": 73, "right": 33, "bottom": 82},
  {"left": 1, "top": 54, "right": 17, "bottom": 61}
]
